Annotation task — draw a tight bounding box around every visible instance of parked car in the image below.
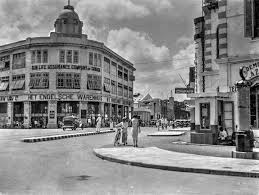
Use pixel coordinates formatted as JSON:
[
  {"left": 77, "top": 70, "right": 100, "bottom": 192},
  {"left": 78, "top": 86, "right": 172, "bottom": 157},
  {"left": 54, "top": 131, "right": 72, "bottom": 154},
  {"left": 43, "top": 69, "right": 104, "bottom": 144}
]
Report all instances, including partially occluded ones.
[
  {"left": 174, "top": 119, "right": 190, "bottom": 128},
  {"left": 62, "top": 116, "right": 83, "bottom": 131}
]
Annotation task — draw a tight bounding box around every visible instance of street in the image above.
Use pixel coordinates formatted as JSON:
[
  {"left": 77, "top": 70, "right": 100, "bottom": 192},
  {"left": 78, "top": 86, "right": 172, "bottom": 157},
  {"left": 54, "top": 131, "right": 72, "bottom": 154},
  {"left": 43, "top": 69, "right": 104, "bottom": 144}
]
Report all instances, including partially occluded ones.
[{"left": 0, "top": 128, "right": 258, "bottom": 195}]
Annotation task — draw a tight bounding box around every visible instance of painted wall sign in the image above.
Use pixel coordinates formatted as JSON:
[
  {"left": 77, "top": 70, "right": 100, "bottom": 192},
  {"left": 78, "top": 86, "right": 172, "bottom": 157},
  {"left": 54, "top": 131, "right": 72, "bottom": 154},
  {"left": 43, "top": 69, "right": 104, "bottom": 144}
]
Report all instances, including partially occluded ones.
[
  {"left": 28, "top": 93, "right": 102, "bottom": 101},
  {"left": 175, "top": 88, "right": 194, "bottom": 94},
  {"left": 32, "top": 64, "right": 100, "bottom": 72},
  {"left": 0, "top": 95, "right": 18, "bottom": 102},
  {"left": 240, "top": 62, "right": 259, "bottom": 80}
]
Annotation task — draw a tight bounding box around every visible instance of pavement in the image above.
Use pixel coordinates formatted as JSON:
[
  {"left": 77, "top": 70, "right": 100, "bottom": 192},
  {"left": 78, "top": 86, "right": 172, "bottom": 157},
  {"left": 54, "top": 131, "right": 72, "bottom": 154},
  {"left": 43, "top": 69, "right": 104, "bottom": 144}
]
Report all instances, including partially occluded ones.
[{"left": 94, "top": 127, "right": 259, "bottom": 178}]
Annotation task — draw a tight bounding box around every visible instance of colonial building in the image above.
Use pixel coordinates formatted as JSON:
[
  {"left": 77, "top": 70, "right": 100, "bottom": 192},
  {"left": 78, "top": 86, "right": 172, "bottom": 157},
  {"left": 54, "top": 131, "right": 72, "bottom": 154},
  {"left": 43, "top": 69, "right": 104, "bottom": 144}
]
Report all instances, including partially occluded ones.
[
  {"left": 190, "top": 0, "right": 259, "bottom": 144},
  {"left": 0, "top": 2, "right": 135, "bottom": 128}
]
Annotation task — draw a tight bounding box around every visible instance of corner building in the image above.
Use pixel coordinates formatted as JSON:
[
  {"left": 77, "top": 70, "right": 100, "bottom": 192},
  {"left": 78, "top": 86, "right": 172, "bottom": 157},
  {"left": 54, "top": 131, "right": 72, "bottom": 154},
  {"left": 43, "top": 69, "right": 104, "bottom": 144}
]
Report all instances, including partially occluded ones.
[
  {"left": 0, "top": 3, "right": 135, "bottom": 128},
  {"left": 190, "top": 0, "right": 259, "bottom": 144}
]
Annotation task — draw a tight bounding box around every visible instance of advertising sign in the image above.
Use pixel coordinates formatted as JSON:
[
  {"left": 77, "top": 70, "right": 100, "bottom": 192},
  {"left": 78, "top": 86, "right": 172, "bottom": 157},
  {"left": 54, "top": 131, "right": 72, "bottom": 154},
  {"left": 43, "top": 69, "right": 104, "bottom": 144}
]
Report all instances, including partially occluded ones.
[{"left": 175, "top": 88, "right": 194, "bottom": 94}]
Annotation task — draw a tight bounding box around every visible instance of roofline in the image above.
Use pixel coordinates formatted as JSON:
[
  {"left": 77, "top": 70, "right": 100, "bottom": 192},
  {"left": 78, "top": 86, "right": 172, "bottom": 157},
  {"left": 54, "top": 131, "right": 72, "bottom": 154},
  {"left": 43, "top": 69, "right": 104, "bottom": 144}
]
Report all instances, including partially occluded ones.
[{"left": 0, "top": 34, "right": 136, "bottom": 71}]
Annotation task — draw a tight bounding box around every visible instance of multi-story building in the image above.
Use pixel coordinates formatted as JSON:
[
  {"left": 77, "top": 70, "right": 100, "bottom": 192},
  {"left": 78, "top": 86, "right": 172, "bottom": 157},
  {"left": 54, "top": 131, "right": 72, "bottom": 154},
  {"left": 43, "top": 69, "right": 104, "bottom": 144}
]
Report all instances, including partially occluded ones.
[
  {"left": 0, "top": 2, "right": 135, "bottom": 128},
  {"left": 190, "top": 0, "right": 259, "bottom": 144}
]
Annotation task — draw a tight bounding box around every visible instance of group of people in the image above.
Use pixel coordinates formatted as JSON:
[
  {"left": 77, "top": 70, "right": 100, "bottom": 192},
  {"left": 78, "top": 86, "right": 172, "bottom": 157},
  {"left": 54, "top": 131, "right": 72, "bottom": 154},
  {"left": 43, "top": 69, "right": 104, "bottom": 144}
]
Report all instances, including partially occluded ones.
[
  {"left": 113, "top": 115, "right": 141, "bottom": 147},
  {"left": 156, "top": 118, "right": 169, "bottom": 131}
]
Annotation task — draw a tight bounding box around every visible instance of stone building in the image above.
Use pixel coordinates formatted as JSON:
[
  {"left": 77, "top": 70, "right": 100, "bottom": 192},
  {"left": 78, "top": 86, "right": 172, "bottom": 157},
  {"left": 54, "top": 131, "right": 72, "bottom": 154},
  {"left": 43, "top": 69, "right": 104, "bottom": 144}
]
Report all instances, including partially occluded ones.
[
  {"left": 190, "top": 0, "right": 259, "bottom": 144},
  {"left": 0, "top": 2, "right": 135, "bottom": 128}
]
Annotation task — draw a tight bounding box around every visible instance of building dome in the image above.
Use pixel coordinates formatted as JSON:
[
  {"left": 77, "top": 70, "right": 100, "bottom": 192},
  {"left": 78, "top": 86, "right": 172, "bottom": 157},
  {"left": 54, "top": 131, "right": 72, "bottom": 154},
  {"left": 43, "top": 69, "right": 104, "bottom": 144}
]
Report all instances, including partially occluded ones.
[
  {"left": 54, "top": 4, "right": 83, "bottom": 36},
  {"left": 58, "top": 5, "right": 79, "bottom": 20}
]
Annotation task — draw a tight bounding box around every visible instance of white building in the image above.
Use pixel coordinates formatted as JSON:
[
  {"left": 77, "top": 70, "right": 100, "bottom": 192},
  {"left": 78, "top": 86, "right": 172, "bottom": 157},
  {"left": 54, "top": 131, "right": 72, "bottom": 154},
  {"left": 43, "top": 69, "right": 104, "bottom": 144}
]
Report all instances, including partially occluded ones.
[
  {"left": 190, "top": 0, "right": 259, "bottom": 144},
  {"left": 0, "top": 2, "right": 135, "bottom": 128}
]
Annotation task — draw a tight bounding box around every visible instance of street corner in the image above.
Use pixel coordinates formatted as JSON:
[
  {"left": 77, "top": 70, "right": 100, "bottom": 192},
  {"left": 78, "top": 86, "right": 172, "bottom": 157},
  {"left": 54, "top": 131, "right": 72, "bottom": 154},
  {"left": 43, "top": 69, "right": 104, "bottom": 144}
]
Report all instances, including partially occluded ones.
[{"left": 147, "top": 131, "right": 185, "bottom": 136}]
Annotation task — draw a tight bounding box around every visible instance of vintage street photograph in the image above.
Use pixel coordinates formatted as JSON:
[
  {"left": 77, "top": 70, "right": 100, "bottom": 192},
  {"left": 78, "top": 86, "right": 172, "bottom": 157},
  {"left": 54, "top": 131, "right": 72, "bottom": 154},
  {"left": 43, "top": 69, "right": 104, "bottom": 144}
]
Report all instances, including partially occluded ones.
[{"left": 0, "top": 0, "right": 259, "bottom": 194}]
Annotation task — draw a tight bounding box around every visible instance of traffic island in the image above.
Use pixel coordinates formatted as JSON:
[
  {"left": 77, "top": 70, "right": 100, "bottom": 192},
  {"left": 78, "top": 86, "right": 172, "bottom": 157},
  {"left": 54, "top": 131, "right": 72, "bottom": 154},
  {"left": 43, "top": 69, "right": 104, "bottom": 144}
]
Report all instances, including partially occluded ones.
[
  {"left": 147, "top": 131, "right": 185, "bottom": 136},
  {"left": 22, "top": 129, "right": 115, "bottom": 143},
  {"left": 94, "top": 147, "right": 259, "bottom": 178}
]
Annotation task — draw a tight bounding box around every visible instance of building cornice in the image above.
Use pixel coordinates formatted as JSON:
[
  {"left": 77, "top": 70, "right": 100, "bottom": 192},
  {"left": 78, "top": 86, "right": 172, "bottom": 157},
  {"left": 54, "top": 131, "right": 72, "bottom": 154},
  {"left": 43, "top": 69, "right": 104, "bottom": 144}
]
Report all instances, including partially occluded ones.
[{"left": 0, "top": 33, "right": 136, "bottom": 71}]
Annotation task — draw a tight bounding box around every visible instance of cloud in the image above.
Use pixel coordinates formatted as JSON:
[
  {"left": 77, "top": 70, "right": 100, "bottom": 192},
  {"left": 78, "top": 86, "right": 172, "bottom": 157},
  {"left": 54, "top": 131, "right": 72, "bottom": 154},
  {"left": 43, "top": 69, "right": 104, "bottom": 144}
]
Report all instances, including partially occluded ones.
[
  {"left": 106, "top": 27, "right": 195, "bottom": 100},
  {"left": 132, "top": 0, "right": 173, "bottom": 13}
]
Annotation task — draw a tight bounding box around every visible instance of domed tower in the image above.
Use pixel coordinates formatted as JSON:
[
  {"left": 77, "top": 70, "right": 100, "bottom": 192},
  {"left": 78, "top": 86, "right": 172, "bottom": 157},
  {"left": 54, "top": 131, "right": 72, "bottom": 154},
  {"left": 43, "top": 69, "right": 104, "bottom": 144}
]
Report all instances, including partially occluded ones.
[{"left": 54, "top": 1, "right": 83, "bottom": 36}]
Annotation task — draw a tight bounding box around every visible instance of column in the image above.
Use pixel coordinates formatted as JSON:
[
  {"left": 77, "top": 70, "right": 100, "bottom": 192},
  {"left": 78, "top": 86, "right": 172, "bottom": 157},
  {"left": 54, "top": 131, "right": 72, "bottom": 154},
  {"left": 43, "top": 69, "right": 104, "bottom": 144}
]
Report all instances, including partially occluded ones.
[
  {"left": 237, "top": 84, "right": 250, "bottom": 131},
  {"left": 7, "top": 102, "right": 13, "bottom": 125},
  {"left": 109, "top": 103, "right": 112, "bottom": 121},
  {"left": 23, "top": 101, "right": 31, "bottom": 128},
  {"left": 47, "top": 100, "right": 57, "bottom": 129}
]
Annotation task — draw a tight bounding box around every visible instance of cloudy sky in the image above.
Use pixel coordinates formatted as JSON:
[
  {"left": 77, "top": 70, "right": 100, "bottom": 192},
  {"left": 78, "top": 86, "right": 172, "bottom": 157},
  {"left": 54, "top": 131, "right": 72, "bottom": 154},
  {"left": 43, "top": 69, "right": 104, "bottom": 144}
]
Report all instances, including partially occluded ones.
[{"left": 0, "top": 0, "right": 202, "bottom": 100}]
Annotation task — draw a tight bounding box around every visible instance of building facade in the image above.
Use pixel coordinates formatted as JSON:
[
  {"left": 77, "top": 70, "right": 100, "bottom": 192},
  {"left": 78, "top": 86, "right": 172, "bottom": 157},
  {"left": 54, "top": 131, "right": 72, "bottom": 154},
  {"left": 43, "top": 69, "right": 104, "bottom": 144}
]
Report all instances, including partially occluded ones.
[
  {"left": 0, "top": 3, "right": 135, "bottom": 128},
  {"left": 190, "top": 0, "right": 259, "bottom": 144}
]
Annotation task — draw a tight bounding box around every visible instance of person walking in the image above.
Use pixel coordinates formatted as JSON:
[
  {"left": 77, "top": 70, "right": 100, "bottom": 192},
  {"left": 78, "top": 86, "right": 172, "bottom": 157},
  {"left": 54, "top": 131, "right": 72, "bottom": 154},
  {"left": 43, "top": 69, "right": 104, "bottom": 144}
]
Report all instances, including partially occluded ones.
[
  {"left": 96, "top": 114, "right": 102, "bottom": 132},
  {"left": 156, "top": 120, "right": 160, "bottom": 131},
  {"left": 131, "top": 115, "right": 141, "bottom": 147},
  {"left": 116, "top": 117, "right": 129, "bottom": 145}
]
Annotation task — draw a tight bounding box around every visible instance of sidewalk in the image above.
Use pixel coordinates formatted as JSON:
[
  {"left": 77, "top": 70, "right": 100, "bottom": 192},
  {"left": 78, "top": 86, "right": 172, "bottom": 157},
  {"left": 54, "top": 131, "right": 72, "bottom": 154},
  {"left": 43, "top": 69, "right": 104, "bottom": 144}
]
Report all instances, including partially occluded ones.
[{"left": 94, "top": 146, "right": 259, "bottom": 178}]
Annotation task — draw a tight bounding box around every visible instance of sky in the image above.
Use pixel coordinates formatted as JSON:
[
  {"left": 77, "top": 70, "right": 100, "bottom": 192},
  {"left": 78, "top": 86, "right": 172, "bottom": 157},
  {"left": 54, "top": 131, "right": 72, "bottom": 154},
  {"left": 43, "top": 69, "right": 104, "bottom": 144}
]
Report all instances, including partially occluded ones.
[{"left": 0, "top": 0, "right": 202, "bottom": 101}]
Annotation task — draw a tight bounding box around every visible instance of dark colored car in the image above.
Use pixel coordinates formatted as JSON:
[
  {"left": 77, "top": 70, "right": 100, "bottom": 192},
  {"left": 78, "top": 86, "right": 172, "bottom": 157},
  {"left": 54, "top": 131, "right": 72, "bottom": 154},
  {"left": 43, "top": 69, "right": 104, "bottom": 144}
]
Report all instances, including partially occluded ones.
[{"left": 63, "top": 116, "right": 83, "bottom": 131}]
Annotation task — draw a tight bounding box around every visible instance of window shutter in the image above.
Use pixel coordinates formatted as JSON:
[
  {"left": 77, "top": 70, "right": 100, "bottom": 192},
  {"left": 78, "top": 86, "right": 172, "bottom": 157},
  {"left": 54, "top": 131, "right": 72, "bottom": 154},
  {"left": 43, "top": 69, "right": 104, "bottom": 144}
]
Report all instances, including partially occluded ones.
[{"left": 244, "top": 0, "right": 253, "bottom": 37}]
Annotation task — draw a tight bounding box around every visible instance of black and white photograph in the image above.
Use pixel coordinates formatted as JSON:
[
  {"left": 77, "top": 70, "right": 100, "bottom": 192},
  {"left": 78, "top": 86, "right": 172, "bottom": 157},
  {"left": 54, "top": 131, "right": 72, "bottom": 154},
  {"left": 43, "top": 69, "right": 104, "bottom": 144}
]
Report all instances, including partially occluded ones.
[{"left": 0, "top": 0, "right": 259, "bottom": 194}]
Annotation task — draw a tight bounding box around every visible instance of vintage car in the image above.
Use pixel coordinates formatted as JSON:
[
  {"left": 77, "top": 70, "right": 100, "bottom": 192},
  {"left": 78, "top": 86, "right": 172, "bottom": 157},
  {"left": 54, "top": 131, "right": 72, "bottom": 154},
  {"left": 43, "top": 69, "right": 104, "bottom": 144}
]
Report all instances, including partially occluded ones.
[{"left": 62, "top": 116, "right": 83, "bottom": 131}]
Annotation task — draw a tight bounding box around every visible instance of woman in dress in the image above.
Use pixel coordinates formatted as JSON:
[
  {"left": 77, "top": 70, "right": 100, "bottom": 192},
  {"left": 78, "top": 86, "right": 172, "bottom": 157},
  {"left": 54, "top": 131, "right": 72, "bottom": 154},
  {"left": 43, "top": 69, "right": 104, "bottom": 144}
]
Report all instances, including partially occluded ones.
[
  {"left": 131, "top": 115, "right": 141, "bottom": 147},
  {"left": 115, "top": 117, "right": 129, "bottom": 145},
  {"left": 96, "top": 114, "right": 102, "bottom": 132}
]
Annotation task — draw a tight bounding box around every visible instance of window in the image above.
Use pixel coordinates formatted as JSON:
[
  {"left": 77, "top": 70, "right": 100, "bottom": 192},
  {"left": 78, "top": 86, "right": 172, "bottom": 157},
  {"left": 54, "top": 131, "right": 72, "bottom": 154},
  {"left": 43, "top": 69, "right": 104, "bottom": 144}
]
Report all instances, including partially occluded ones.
[
  {"left": 36, "top": 50, "right": 41, "bottom": 63},
  {"left": 29, "top": 72, "right": 49, "bottom": 89},
  {"left": 216, "top": 26, "right": 219, "bottom": 58},
  {"left": 97, "top": 54, "right": 102, "bottom": 67},
  {"left": 124, "top": 72, "right": 128, "bottom": 81},
  {"left": 66, "top": 50, "right": 72, "bottom": 63},
  {"left": 111, "top": 62, "right": 117, "bottom": 76},
  {"left": 73, "top": 50, "right": 79, "bottom": 64},
  {"left": 0, "top": 76, "right": 9, "bottom": 91},
  {"left": 87, "top": 74, "right": 101, "bottom": 90},
  {"left": 89, "top": 52, "right": 93, "bottom": 65},
  {"left": 11, "top": 74, "right": 25, "bottom": 90},
  {"left": 0, "top": 55, "right": 10, "bottom": 70},
  {"left": 103, "top": 77, "right": 110, "bottom": 93},
  {"left": 56, "top": 73, "right": 81, "bottom": 89},
  {"left": 245, "top": 0, "right": 259, "bottom": 37},
  {"left": 31, "top": 51, "right": 36, "bottom": 64},
  {"left": 94, "top": 53, "right": 98, "bottom": 66},
  {"left": 118, "top": 70, "right": 123, "bottom": 79},
  {"left": 43, "top": 50, "right": 48, "bottom": 63},
  {"left": 111, "top": 80, "right": 117, "bottom": 95},
  {"left": 0, "top": 103, "right": 7, "bottom": 113},
  {"left": 13, "top": 52, "right": 26, "bottom": 69},
  {"left": 202, "top": 76, "right": 205, "bottom": 92},
  {"left": 59, "top": 50, "right": 65, "bottom": 63},
  {"left": 104, "top": 57, "right": 110, "bottom": 73},
  {"left": 118, "top": 83, "right": 123, "bottom": 96},
  {"left": 124, "top": 85, "right": 128, "bottom": 97},
  {"left": 200, "top": 103, "right": 210, "bottom": 129},
  {"left": 129, "top": 87, "right": 133, "bottom": 98}
]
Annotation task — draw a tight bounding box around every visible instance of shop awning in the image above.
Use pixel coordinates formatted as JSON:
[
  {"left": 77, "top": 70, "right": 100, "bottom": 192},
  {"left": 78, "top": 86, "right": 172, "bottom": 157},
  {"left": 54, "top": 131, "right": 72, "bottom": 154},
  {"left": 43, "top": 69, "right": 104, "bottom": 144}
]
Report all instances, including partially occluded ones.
[
  {"left": 0, "top": 82, "right": 8, "bottom": 91},
  {"left": 12, "top": 80, "right": 25, "bottom": 90}
]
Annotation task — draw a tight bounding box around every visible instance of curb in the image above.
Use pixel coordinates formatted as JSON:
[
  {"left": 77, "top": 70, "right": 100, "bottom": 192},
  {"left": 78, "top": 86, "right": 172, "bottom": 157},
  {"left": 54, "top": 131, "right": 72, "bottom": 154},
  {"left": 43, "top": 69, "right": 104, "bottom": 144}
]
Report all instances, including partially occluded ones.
[
  {"left": 147, "top": 132, "right": 185, "bottom": 137},
  {"left": 93, "top": 149, "right": 259, "bottom": 178},
  {"left": 22, "top": 130, "right": 115, "bottom": 143}
]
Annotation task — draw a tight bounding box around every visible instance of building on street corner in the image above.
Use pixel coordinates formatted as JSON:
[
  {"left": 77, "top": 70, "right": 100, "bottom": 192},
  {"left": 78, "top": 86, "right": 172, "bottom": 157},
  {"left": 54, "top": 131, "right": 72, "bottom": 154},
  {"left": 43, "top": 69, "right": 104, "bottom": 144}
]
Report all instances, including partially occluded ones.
[
  {"left": 189, "top": 0, "right": 259, "bottom": 144},
  {"left": 0, "top": 2, "right": 135, "bottom": 128}
]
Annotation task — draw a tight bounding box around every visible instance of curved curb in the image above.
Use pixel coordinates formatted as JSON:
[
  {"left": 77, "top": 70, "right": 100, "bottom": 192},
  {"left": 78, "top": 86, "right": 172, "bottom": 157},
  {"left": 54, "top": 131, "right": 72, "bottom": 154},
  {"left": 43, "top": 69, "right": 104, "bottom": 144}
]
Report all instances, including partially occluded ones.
[
  {"left": 147, "top": 132, "right": 185, "bottom": 137},
  {"left": 22, "top": 130, "right": 115, "bottom": 143},
  {"left": 93, "top": 149, "right": 259, "bottom": 178}
]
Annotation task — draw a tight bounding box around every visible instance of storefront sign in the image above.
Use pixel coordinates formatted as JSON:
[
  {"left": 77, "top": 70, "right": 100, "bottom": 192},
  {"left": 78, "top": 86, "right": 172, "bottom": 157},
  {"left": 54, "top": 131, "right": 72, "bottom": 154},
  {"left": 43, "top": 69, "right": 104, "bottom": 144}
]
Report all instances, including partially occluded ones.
[
  {"left": 229, "top": 85, "right": 237, "bottom": 93},
  {"left": 0, "top": 95, "right": 18, "bottom": 102},
  {"left": 240, "top": 62, "right": 259, "bottom": 80},
  {"left": 32, "top": 64, "right": 100, "bottom": 72},
  {"left": 175, "top": 88, "right": 194, "bottom": 94},
  {"left": 28, "top": 93, "right": 102, "bottom": 101},
  {"left": 49, "top": 110, "right": 55, "bottom": 119}
]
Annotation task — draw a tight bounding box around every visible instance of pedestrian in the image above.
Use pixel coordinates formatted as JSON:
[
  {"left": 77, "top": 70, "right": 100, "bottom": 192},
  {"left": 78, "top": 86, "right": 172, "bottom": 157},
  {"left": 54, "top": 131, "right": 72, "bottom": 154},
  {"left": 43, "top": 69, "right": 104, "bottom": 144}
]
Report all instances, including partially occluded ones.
[
  {"left": 116, "top": 117, "right": 128, "bottom": 145},
  {"left": 96, "top": 114, "right": 102, "bottom": 132},
  {"left": 161, "top": 117, "right": 165, "bottom": 130},
  {"left": 131, "top": 115, "right": 141, "bottom": 147},
  {"left": 156, "top": 120, "right": 160, "bottom": 131}
]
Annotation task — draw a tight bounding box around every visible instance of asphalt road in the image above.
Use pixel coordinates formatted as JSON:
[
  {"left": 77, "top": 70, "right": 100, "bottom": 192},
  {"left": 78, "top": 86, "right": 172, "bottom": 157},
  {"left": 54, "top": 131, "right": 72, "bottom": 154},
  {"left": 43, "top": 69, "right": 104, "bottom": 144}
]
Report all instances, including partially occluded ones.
[{"left": 0, "top": 128, "right": 259, "bottom": 195}]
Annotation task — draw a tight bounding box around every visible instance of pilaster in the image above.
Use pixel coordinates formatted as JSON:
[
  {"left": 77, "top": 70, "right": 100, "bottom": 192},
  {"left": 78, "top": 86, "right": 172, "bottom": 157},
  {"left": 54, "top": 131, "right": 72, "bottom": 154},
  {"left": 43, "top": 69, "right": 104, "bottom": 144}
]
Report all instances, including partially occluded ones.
[{"left": 47, "top": 100, "right": 57, "bottom": 129}]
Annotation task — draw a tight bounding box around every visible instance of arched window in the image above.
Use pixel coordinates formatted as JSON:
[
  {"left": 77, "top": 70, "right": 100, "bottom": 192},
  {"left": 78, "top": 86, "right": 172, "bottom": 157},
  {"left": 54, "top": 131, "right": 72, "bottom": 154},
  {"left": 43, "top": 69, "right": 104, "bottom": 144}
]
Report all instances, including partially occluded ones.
[{"left": 216, "top": 26, "right": 220, "bottom": 58}]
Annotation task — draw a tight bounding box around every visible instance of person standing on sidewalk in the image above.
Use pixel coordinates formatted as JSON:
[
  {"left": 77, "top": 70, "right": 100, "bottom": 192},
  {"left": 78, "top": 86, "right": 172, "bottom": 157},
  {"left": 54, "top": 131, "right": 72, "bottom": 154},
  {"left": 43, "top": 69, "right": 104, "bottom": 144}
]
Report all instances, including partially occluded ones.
[
  {"left": 131, "top": 115, "right": 141, "bottom": 147},
  {"left": 96, "top": 114, "right": 102, "bottom": 132},
  {"left": 116, "top": 117, "right": 129, "bottom": 145}
]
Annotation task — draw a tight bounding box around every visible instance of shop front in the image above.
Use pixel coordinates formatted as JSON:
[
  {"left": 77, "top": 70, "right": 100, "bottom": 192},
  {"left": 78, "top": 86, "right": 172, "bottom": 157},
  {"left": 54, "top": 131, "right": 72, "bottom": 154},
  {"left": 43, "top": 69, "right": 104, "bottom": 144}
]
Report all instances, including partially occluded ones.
[
  {"left": 13, "top": 102, "right": 24, "bottom": 127},
  {"left": 31, "top": 101, "right": 48, "bottom": 128}
]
